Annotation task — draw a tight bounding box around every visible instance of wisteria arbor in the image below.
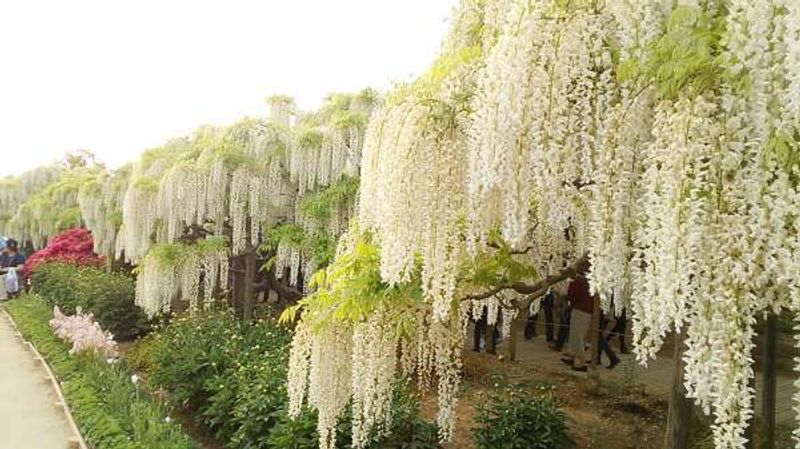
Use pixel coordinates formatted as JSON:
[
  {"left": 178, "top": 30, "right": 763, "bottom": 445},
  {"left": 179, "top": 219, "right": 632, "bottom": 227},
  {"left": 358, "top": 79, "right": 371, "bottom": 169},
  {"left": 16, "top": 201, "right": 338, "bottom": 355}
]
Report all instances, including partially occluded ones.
[
  {"left": 0, "top": 164, "right": 65, "bottom": 246},
  {"left": 1, "top": 90, "right": 377, "bottom": 320},
  {"left": 285, "top": 1, "right": 800, "bottom": 449}
]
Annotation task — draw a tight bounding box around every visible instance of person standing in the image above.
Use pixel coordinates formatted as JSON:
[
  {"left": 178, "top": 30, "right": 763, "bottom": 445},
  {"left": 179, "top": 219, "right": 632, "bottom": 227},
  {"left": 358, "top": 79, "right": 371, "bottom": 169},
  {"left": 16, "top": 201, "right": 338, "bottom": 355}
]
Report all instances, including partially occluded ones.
[
  {"left": 0, "top": 239, "right": 26, "bottom": 298},
  {"left": 550, "top": 293, "right": 572, "bottom": 352},
  {"left": 0, "top": 239, "right": 7, "bottom": 301},
  {"left": 597, "top": 312, "right": 621, "bottom": 369},
  {"left": 605, "top": 308, "right": 629, "bottom": 354},
  {"left": 473, "top": 306, "right": 487, "bottom": 351},
  {"left": 561, "top": 274, "right": 594, "bottom": 372},
  {"left": 524, "top": 290, "right": 555, "bottom": 342}
]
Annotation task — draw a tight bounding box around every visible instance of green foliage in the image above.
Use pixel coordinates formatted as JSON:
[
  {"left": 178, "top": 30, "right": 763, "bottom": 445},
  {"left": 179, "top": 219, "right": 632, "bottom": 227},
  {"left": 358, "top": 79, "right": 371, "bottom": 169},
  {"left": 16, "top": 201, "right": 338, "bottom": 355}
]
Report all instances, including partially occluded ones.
[
  {"left": 260, "top": 176, "right": 362, "bottom": 270},
  {"left": 620, "top": 5, "right": 725, "bottom": 100},
  {"left": 395, "top": 45, "right": 483, "bottom": 108},
  {"left": 473, "top": 386, "right": 572, "bottom": 449},
  {"left": 265, "top": 408, "right": 323, "bottom": 449},
  {"left": 367, "top": 382, "right": 441, "bottom": 449},
  {"left": 5, "top": 295, "right": 196, "bottom": 449},
  {"left": 31, "top": 262, "right": 150, "bottom": 340},
  {"left": 767, "top": 131, "right": 800, "bottom": 184},
  {"left": 298, "top": 128, "right": 325, "bottom": 149},
  {"left": 462, "top": 229, "right": 538, "bottom": 289},
  {"left": 147, "top": 242, "right": 190, "bottom": 267},
  {"left": 282, "top": 235, "right": 424, "bottom": 327},
  {"left": 298, "top": 177, "right": 360, "bottom": 224},
  {"left": 262, "top": 224, "right": 336, "bottom": 269},
  {"left": 195, "top": 235, "right": 228, "bottom": 255}
]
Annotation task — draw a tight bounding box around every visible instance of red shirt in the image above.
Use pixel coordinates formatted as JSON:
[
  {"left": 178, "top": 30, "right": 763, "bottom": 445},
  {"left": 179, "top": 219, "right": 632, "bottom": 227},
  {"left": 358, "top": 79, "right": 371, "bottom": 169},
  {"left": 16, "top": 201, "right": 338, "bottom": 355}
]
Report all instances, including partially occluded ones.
[{"left": 568, "top": 276, "right": 595, "bottom": 313}]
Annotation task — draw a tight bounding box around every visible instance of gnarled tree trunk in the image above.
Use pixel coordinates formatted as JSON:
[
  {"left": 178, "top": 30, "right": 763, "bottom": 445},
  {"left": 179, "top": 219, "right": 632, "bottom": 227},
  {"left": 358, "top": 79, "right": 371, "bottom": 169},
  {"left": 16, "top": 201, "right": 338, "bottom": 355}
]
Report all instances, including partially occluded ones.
[{"left": 664, "top": 331, "right": 692, "bottom": 449}]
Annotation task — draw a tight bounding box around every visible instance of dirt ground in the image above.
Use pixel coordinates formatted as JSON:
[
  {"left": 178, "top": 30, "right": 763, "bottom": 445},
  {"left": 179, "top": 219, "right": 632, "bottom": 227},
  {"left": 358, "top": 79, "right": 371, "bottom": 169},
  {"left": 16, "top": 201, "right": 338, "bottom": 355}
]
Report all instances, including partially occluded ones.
[{"left": 421, "top": 351, "right": 667, "bottom": 449}]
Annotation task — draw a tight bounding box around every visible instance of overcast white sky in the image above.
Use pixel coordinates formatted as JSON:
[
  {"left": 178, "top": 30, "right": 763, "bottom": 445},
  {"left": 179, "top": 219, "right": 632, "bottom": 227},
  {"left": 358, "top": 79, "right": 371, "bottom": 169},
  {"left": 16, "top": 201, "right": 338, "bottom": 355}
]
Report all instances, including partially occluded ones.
[{"left": 0, "top": 0, "right": 457, "bottom": 176}]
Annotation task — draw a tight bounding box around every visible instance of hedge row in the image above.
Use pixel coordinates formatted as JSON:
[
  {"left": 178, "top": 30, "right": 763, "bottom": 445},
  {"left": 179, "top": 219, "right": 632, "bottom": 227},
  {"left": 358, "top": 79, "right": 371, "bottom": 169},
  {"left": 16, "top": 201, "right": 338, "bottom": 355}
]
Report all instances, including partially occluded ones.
[
  {"left": 30, "top": 262, "right": 149, "bottom": 340},
  {"left": 5, "top": 295, "right": 196, "bottom": 449}
]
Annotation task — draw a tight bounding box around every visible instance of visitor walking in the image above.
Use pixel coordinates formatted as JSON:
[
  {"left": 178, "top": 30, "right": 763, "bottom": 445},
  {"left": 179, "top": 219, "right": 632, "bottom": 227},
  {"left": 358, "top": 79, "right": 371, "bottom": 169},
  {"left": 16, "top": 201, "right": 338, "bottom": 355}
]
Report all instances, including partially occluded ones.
[
  {"left": 524, "top": 290, "right": 555, "bottom": 342},
  {"left": 605, "top": 308, "right": 629, "bottom": 354},
  {"left": 472, "top": 306, "right": 499, "bottom": 353},
  {"left": 550, "top": 293, "right": 572, "bottom": 352},
  {"left": 473, "top": 306, "right": 486, "bottom": 351},
  {"left": 0, "top": 238, "right": 6, "bottom": 301},
  {"left": 561, "top": 272, "right": 594, "bottom": 372},
  {"left": 0, "top": 239, "right": 26, "bottom": 298},
  {"left": 597, "top": 312, "right": 621, "bottom": 369}
]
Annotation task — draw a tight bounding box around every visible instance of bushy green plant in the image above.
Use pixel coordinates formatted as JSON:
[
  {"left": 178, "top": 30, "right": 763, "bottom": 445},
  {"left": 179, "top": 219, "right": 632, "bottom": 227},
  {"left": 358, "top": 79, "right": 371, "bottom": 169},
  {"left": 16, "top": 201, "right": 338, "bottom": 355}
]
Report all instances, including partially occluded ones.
[
  {"left": 129, "top": 311, "right": 242, "bottom": 410},
  {"left": 130, "top": 310, "right": 293, "bottom": 444},
  {"left": 265, "top": 408, "right": 322, "bottom": 449},
  {"left": 265, "top": 382, "right": 440, "bottom": 449},
  {"left": 30, "top": 262, "right": 149, "bottom": 340},
  {"left": 131, "top": 311, "right": 440, "bottom": 449},
  {"left": 373, "top": 382, "right": 440, "bottom": 449},
  {"left": 5, "top": 295, "right": 195, "bottom": 449},
  {"left": 473, "top": 387, "right": 572, "bottom": 449}
]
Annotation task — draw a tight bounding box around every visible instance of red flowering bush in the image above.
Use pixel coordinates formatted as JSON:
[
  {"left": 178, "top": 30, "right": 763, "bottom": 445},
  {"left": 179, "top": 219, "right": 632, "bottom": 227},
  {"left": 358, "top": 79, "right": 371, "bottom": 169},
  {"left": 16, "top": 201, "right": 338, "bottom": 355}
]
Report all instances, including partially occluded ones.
[{"left": 24, "top": 228, "right": 104, "bottom": 275}]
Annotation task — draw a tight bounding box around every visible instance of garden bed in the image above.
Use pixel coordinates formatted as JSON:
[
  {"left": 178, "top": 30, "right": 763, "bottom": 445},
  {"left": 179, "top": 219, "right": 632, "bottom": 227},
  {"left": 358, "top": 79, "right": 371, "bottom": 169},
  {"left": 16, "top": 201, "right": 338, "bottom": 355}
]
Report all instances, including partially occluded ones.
[{"left": 4, "top": 295, "right": 197, "bottom": 449}]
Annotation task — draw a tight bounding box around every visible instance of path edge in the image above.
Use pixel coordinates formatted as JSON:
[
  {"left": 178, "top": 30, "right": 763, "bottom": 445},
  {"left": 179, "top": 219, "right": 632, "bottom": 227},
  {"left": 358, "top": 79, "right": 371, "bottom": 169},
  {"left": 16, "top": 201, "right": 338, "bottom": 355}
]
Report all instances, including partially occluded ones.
[{"left": 1, "top": 308, "right": 89, "bottom": 449}]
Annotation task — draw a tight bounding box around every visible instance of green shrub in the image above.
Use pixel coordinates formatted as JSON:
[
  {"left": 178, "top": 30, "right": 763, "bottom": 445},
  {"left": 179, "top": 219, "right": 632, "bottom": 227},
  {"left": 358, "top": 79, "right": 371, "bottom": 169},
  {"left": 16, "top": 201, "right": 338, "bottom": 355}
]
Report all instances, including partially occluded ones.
[
  {"left": 130, "top": 311, "right": 292, "bottom": 444},
  {"left": 373, "top": 382, "right": 440, "bottom": 449},
  {"left": 265, "top": 383, "right": 441, "bottom": 449},
  {"left": 5, "top": 295, "right": 195, "bottom": 449},
  {"left": 473, "top": 386, "right": 572, "bottom": 449},
  {"left": 30, "top": 262, "right": 150, "bottom": 340},
  {"left": 265, "top": 408, "right": 322, "bottom": 449},
  {"left": 131, "top": 311, "right": 440, "bottom": 449}
]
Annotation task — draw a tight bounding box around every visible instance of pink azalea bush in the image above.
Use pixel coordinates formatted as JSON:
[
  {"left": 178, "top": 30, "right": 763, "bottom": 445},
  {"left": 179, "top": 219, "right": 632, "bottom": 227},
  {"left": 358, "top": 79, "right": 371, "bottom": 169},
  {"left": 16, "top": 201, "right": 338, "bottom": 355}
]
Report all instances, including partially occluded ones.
[
  {"left": 49, "top": 306, "right": 118, "bottom": 358},
  {"left": 24, "top": 228, "right": 104, "bottom": 276}
]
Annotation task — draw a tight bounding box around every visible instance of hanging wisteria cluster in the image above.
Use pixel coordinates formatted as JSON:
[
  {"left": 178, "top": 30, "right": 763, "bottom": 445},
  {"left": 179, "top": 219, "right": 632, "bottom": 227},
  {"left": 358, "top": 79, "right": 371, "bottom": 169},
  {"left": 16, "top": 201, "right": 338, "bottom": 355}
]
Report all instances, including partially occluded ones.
[
  {"left": 286, "top": 234, "right": 465, "bottom": 448},
  {"left": 5, "top": 166, "right": 100, "bottom": 248},
  {"left": 77, "top": 166, "right": 130, "bottom": 258},
  {"left": 135, "top": 237, "right": 229, "bottom": 317},
  {"left": 271, "top": 92, "right": 377, "bottom": 284},
  {"left": 0, "top": 165, "right": 62, "bottom": 234}
]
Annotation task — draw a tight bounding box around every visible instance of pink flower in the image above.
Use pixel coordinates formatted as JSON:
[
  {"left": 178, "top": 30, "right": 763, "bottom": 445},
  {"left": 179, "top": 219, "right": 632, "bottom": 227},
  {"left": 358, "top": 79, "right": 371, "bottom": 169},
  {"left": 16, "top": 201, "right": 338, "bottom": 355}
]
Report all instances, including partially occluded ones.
[
  {"left": 49, "top": 306, "right": 118, "bottom": 358},
  {"left": 24, "top": 228, "right": 105, "bottom": 276}
]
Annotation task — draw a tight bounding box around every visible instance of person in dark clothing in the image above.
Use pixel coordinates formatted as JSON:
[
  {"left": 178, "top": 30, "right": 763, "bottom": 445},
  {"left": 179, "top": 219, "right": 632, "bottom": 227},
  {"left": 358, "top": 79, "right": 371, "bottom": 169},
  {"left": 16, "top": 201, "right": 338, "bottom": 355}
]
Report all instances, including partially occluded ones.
[
  {"left": 472, "top": 306, "right": 499, "bottom": 352},
  {"left": 473, "top": 307, "right": 487, "bottom": 351},
  {"left": 524, "top": 311, "right": 536, "bottom": 340},
  {"left": 524, "top": 290, "right": 555, "bottom": 342},
  {"left": 550, "top": 294, "right": 572, "bottom": 351},
  {"left": 605, "top": 308, "right": 629, "bottom": 354},
  {"left": 0, "top": 239, "right": 26, "bottom": 298},
  {"left": 597, "top": 313, "right": 621, "bottom": 369}
]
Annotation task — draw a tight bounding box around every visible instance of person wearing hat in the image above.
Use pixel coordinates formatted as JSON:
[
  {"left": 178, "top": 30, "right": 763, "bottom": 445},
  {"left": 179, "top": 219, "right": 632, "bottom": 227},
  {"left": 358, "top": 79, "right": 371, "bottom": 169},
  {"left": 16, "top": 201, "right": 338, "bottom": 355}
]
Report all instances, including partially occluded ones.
[{"left": 0, "top": 238, "right": 26, "bottom": 298}]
